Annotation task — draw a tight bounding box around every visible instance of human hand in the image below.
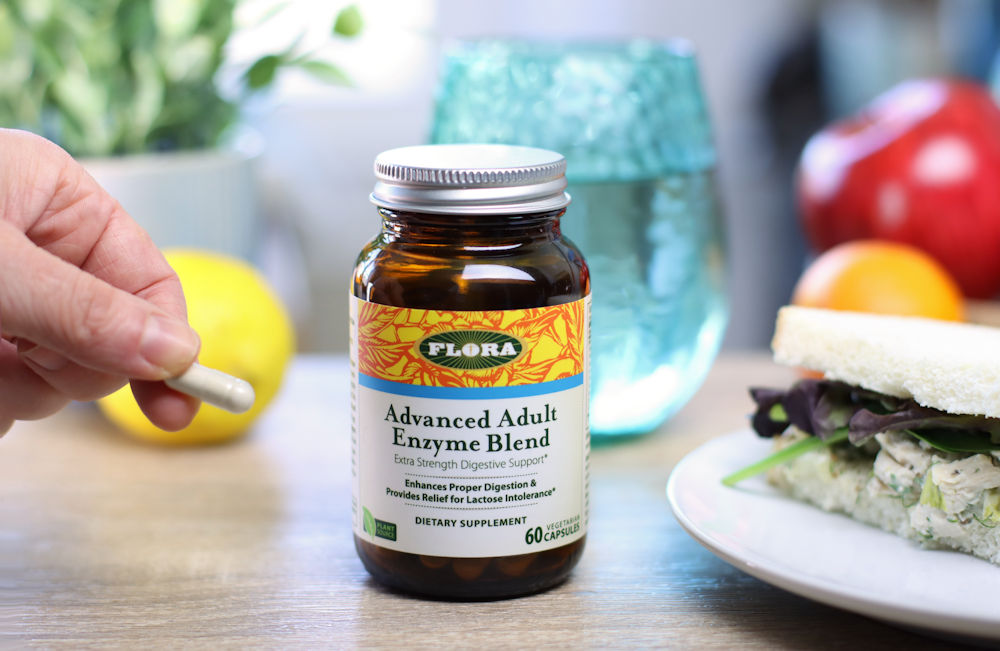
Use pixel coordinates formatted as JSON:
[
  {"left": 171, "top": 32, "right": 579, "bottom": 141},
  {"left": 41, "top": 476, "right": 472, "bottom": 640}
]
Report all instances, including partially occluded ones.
[{"left": 0, "top": 129, "right": 201, "bottom": 435}]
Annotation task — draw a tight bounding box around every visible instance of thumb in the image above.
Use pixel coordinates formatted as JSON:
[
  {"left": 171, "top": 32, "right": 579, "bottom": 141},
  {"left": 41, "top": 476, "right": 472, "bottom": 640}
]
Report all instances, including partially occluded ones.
[{"left": 0, "top": 225, "right": 199, "bottom": 380}]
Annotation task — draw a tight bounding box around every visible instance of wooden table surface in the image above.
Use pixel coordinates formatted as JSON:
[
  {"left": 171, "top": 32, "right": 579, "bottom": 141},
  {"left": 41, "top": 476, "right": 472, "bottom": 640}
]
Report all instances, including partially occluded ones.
[{"left": 0, "top": 353, "right": 967, "bottom": 648}]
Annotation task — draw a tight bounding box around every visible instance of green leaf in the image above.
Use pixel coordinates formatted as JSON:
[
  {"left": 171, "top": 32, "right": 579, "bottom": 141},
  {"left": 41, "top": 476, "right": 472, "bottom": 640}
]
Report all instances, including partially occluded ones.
[
  {"left": 126, "top": 48, "right": 165, "bottom": 151},
  {"left": 905, "top": 428, "right": 1000, "bottom": 454},
  {"left": 116, "top": 0, "right": 157, "bottom": 50},
  {"left": 296, "top": 59, "right": 351, "bottom": 86},
  {"left": 51, "top": 68, "right": 112, "bottom": 154},
  {"left": 19, "top": 0, "right": 54, "bottom": 27},
  {"left": 0, "top": 5, "right": 16, "bottom": 55},
  {"left": 162, "top": 34, "right": 214, "bottom": 83},
  {"left": 722, "top": 427, "right": 849, "bottom": 487},
  {"left": 333, "top": 4, "right": 362, "bottom": 38},
  {"left": 245, "top": 54, "right": 281, "bottom": 90},
  {"left": 154, "top": 0, "right": 202, "bottom": 41},
  {"left": 363, "top": 506, "right": 376, "bottom": 537},
  {"left": 250, "top": 1, "right": 291, "bottom": 28}
]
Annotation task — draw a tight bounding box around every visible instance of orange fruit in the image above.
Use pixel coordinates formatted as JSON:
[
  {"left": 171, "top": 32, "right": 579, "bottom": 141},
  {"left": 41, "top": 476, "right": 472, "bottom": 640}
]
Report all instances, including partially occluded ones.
[{"left": 792, "top": 240, "right": 964, "bottom": 321}]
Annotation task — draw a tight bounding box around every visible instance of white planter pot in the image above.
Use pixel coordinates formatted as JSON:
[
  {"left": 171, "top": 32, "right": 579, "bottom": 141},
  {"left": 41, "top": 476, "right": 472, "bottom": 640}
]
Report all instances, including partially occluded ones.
[{"left": 83, "top": 148, "right": 261, "bottom": 261}]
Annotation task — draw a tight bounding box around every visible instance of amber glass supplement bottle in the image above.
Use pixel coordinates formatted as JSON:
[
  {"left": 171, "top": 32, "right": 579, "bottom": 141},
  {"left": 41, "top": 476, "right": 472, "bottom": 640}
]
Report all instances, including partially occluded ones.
[{"left": 350, "top": 144, "right": 590, "bottom": 599}]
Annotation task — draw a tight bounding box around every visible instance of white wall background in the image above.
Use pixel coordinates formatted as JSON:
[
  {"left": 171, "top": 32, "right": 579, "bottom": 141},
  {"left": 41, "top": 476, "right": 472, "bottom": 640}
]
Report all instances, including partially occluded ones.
[{"left": 242, "top": 0, "right": 818, "bottom": 352}]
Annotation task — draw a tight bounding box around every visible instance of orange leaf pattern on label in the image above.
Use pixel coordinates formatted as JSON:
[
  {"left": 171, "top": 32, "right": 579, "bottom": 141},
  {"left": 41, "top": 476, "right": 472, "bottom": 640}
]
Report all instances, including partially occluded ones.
[{"left": 355, "top": 297, "right": 586, "bottom": 388}]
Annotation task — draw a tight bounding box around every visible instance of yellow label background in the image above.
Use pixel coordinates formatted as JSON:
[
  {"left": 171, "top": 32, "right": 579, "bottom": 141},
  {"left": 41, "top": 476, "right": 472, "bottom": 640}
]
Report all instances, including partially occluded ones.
[{"left": 354, "top": 297, "right": 586, "bottom": 388}]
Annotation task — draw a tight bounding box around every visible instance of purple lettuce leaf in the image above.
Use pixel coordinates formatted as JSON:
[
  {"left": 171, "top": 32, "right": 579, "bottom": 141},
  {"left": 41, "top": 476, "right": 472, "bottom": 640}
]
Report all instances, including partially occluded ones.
[
  {"left": 750, "top": 380, "right": 862, "bottom": 441},
  {"left": 750, "top": 379, "right": 1000, "bottom": 454},
  {"left": 848, "top": 406, "right": 1000, "bottom": 446}
]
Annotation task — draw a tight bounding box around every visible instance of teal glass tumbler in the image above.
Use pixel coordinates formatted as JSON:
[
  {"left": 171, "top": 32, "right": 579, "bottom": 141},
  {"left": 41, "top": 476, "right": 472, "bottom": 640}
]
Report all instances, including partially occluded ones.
[{"left": 431, "top": 40, "right": 728, "bottom": 438}]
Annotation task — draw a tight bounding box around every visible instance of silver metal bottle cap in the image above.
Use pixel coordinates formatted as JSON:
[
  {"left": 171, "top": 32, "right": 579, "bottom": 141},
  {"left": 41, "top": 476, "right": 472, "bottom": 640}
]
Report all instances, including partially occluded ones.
[{"left": 370, "top": 144, "right": 571, "bottom": 215}]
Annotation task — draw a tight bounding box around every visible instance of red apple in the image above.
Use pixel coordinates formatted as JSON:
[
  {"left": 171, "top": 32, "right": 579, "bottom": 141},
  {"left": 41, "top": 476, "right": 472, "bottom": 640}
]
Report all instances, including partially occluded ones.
[{"left": 797, "top": 78, "right": 1000, "bottom": 298}]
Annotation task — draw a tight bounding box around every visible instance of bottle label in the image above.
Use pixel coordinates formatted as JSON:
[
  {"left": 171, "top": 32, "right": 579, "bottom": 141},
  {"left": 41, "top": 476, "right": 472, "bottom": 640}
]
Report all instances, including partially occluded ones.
[{"left": 350, "top": 296, "right": 589, "bottom": 558}]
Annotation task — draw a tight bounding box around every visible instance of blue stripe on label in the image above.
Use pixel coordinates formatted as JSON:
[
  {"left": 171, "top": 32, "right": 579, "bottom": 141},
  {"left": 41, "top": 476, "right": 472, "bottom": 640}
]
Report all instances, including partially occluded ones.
[{"left": 359, "top": 373, "right": 583, "bottom": 399}]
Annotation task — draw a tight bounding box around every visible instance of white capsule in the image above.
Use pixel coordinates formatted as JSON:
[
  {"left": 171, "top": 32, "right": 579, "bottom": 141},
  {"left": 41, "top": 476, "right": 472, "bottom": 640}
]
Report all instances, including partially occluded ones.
[{"left": 164, "top": 363, "right": 256, "bottom": 414}]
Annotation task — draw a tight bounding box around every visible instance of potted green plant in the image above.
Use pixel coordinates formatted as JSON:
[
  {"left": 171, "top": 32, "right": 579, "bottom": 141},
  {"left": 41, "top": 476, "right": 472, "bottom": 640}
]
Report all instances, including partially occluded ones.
[{"left": 0, "top": 0, "right": 361, "bottom": 257}]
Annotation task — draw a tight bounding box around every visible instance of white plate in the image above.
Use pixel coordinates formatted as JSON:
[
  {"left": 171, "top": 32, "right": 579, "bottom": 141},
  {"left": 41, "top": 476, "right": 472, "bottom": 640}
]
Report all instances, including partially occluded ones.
[{"left": 667, "top": 430, "right": 1000, "bottom": 640}]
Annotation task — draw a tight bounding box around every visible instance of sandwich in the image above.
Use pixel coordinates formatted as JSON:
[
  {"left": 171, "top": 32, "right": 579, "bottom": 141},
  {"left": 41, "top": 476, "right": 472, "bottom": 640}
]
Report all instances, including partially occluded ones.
[{"left": 725, "top": 305, "right": 1000, "bottom": 565}]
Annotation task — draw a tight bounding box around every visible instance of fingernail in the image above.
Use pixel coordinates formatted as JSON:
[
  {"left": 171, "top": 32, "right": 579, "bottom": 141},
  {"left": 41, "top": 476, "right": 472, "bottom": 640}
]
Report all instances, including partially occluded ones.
[
  {"left": 140, "top": 314, "right": 200, "bottom": 376},
  {"left": 19, "top": 344, "right": 70, "bottom": 371}
]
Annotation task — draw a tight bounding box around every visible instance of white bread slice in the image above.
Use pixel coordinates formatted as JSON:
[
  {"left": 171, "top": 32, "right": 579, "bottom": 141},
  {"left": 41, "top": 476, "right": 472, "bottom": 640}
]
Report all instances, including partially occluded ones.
[{"left": 771, "top": 306, "right": 1000, "bottom": 418}]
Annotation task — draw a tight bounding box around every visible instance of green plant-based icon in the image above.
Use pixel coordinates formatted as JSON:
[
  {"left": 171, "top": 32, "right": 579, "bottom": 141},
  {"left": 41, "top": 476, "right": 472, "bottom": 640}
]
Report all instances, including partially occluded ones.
[
  {"left": 418, "top": 330, "right": 523, "bottom": 370},
  {"left": 362, "top": 507, "right": 397, "bottom": 541}
]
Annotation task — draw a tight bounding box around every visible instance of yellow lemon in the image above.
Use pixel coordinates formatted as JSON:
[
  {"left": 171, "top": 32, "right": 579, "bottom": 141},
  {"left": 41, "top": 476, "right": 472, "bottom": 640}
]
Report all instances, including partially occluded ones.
[{"left": 98, "top": 248, "right": 295, "bottom": 444}]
